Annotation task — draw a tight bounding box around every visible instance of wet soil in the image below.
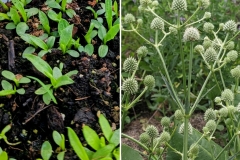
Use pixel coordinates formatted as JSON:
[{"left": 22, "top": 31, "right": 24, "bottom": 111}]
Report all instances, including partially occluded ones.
[{"left": 0, "top": 0, "right": 119, "bottom": 159}]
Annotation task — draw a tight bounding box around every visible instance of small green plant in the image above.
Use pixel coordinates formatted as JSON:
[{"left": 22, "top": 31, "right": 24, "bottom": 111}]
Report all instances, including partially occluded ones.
[
  {"left": 39, "top": 10, "right": 51, "bottom": 35},
  {"left": 47, "top": 9, "right": 62, "bottom": 22},
  {"left": 2, "top": 70, "right": 31, "bottom": 87},
  {"left": 0, "top": 124, "right": 21, "bottom": 145},
  {"left": 0, "top": 147, "right": 8, "bottom": 160},
  {"left": 0, "top": 1, "right": 9, "bottom": 11},
  {"left": 39, "top": 141, "right": 52, "bottom": 160}
]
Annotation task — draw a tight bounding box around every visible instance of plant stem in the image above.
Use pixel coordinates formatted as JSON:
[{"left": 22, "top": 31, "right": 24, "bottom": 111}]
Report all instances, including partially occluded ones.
[
  {"left": 166, "top": 143, "right": 183, "bottom": 156},
  {"left": 126, "top": 87, "right": 148, "bottom": 111},
  {"left": 183, "top": 116, "right": 189, "bottom": 160},
  {"left": 121, "top": 133, "right": 149, "bottom": 151}
]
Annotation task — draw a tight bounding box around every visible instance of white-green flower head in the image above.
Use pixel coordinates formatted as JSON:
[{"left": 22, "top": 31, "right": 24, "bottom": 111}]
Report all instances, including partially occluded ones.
[
  {"left": 159, "top": 131, "right": 171, "bottom": 142},
  {"left": 140, "top": 0, "right": 152, "bottom": 7},
  {"left": 123, "top": 57, "right": 138, "bottom": 72},
  {"left": 205, "top": 120, "right": 216, "bottom": 132},
  {"left": 161, "top": 116, "right": 171, "bottom": 127},
  {"left": 179, "top": 122, "right": 193, "bottom": 134},
  {"left": 189, "top": 143, "right": 199, "bottom": 157},
  {"left": 194, "top": 45, "right": 204, "bottom": 54},
  {"left": 236, "top": 103, "right": 240, "bottom": 112},
  {"left": 227, "top": 50, "right": 238, "bottom": 61},
  {"left": 124, "top": 13, "right": 136, "bottom": 24},
  {"left": 204, "top": 108, "right": 216, "bottom": 121},
  {"left": 139, "top": 132, "right": 150, "bottom": 144},
  {"left": 221, "top": 89, "right": 234, "bottom": 102},
  {"left": 203, "top": 37, "right": 212, "bottom": 49},
  {"left": 223, "top": 20, "right": 237, "bottom": 33},
  {"left": 150, "top": 17, "right": 164, "bottom": 30},
  {"left": 198, "top": 0, "right": 210, "bottom": 9},
  {"left": 211, "top": 38, "right": 222, "bottom": 51},
  {"left": 122, "top": 78, "right": 138, "bottom": 94},
  {"left": 169, "top": 26, "right": 178, "bottom": 35},
  {"left": 219, "top": 23, "right": 224, "bottom": 30},
  {"left": 226, "top": 41, "right": 235, "bottom": 50},
  {"left": 219, "top": 107, "right": 228, "bottom": 118},
  {"left": 204, "top": 47, "right": 217, "bottom": 63},
  {"left": 231, "top": 66, "right": 240, "bottom": 78},
  {"left": 144, "top": 75, "right": 155, "bottom": 90},
  {"left": 137, "top": 19, "right": 143, "bottom": 26},
  {"left": 214, "top": 96, "right": 222, "bottom": 104},
  {"left": 203, "top": 12, "right": 211, "bottom": 19},
  {"left": 146, "top": 125, "right": 159, "bottom": 138},
  {"left": 172, "top": 0, "right": 187, "bottom": 11},
  {"left": 152, "top": 0, "right": 159, "bottom": 7},
  {"left": 137, "top": 46, "right": 148, "bottom": 58},
  {"left": 203, "top": 22, "right": 214, "bottom": 33},
  {"left": 183, "top": 27, "right": 200, "bottom": 42},
  {"left": 227, "top": 105, "right": 236, "bottom": 114},
  {"left": 174, "top": 109, "right": 184, "bottom": 120}
]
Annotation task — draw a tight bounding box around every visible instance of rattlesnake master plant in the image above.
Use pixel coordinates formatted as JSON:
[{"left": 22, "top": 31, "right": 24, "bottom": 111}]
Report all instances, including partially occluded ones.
[{"left": 122, "top": 0, "right": 240, "bottom": 159}]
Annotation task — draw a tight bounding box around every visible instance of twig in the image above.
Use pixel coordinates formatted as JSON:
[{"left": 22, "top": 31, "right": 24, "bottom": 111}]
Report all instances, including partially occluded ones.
[{"left": 75, "top": 96, "right": 90, "bottom": 101}]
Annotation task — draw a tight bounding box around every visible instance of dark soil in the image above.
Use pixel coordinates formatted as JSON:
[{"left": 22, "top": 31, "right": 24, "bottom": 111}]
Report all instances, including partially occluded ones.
[{"left": 0, "top": 0, "right": 119, "bottom": 159}]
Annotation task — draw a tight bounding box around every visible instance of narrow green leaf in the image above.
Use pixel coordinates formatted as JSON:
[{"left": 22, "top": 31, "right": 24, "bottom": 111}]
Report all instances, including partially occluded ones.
[
  {"left": 41, "top": 141, "right": 52, "bottom": 160},
  {"left": 1, "top": 80, "right": 13, "bottom": 90},
  {"left": 59, "top": 25, "right": 73, "bottom": 52},
  {"left": 91, "top": 144, "right": 115, "bottom": 159},
  {"left": 103, "top": 24, "right": 119, "bottom": 44},
  {"left": 98, "top": 45, "right": 108, "bottom": 58},
  {"left": 35, "top": 84, "right": 52, "bottom": 95},
  {"left": 58, "top": 19, "right": 69, "bottom": 35},
  {"left": 109, "top": 129, "right": 120, "bottom": 147},
  {"left": 53, "top": 131, "right": 63, "bottom": 147},
  {"left": 54, "top": 75, "right": 74, "bottom": 89},
  {"left": 12, "top": 0, "right": 27, "bottom": 22},
  {"left": 82, "top": 125, "right": 100, "bottom": 150},
  {"left": 66, "top": 9, "right": 75, "bottom": 18},
  {"left": 46, "top": 36, "right": 55, "bottom": 49},
  {"left": 0, "top": 13, "right": 10, "bottom": 20},
  {"left": 0, "top": 90, "right": 16, "bottom": 96},
  {"left": 16, "top": 22, "right": 29, "bottom": 36},
  {"left": 53, "top": 67, "right": 62, "bottom": 80},
  {"left": 30, "top": 35, "right": 48, "bottom": 50},
  {"left": 113, "top": 147, "right": 120, "bottom": 160},
  {"left": 46, "top": 0, "right": 61, "bottom": 9},
  {"left": 38, "top": 50, "right": 49, "bottom": 57},
  {"left": 20, "top": 34, "right": 36, "bottom": 47},
  {"left": 10, "top": 8, "right": 20, "bottom": 25},
  {"left": 65, "top": 70, "right": 78, "bottom": 77},
  {"left": 67, "top": 127, "right": 89, "bottom": 160},
  {"left": 26, "top": 8, "right": 39, "bottom": 18},
  {"left": 1, "top": 124, "right": 11, "bottom": 135},
  {"left": 22, "top": 47, "right": 35, "bottom": 58},
  {"left": 39, "top": 11, "right": 50, "bottom": 34},
  {"left": 48, "top": 9, "right": 61, "bottom": 22},
  {"left": 113, "top": 1, "right": 118, "bottom": 18},
  {"left": 61, "top": 0, "right": 67, "bottom": 12},
  {"left": 99, "top": 114, "right": 112, "bottom": 141},
  {"left": 2, "top": 70, "right": 15, "bottom": 80},
  {"left": 86, "top": 6, "right": 97, "bottom": 19},
  {"left": 105, "top": 0, "right": 112, "bottom": 29}
]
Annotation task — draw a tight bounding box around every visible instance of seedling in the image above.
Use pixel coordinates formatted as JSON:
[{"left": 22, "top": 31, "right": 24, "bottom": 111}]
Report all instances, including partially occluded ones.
[
  {"left": 47, "top": 9, "right": 62, "bottom": 22},
  {"left": 52, "top": 130, "right": 65, "bottom": 160},
  {"left": 2, "top": 70, "right": 30, "bottom": 87},
  {"left": 39, "top": 10, "right": 51, "bottom": 35},
  {"left": 40, "top": 141, "right": 52, "bottom": 160},
  {"left": 0, "top": 147, "right": 8, "bottom": 160},
  {"left": 0, "top": 124, "right": 21, "bottom": 145},
  {"left": 86, "top": 6, "right": 105, "bottom": 23},
  {"left": 0, "top": 1, "right": 9, "bottom": 11}
]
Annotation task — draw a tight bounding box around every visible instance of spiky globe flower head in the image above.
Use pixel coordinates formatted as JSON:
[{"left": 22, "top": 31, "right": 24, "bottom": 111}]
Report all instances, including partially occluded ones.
[
  {"left": 231, "top": 66, "right": 240, "bottom": 78},
  {"left": 226, "top": 41, "right": 235, "bottom": 50},
  {"left": 146, "top": 125, "right": 158, "bottom": 138},
  {"left": 203, "top": 37, "right": 212, "bottom": 49},
  {"left": 183, "top": 27, "right": 200, "bottom": 42},
  {"left": 194, "top": 45, "right": 204, "bottom": 54},
  {"left": 203, "top": 12, "right": 211, "bottom": 19},
  {"left": 221, "top": 89, "right": 234, "bottom": 102},
  {"left": 159, "top": 131, "right": 171, "bottom": 142},
  {"left": 138, "top": 5, "right": 145, "bottom": 12},
  {"left": 205, "top": 120, "right": 216, "bottom": 132},
  {"left": 140, "top": 0, "right": 152, "bottom": 7},
  {"left": 223, "top": 20, "right": 237, "bottom": 33},
  {"left": 236, "top": 103, "right": 240, "bottom": 112},
  {"left": 122, "top": 78, "right": 138, "bottom": 94},
  {"left": 214, "top": 96, "right": 222, "bottom": 104},
  {"left": 124, "top": 13, "right": 136, "bottom": 24},
  {"left": 204, "top": 108, "right": 216, "bottom": 121},
  {"left": 203, "top": 22, "right": 214, "bottom": 33},
  {"left": 188, "top": 143, "right": 199, "bottom": 157},
  {"left": 204, "top": 47, "right": 217, "bottom": 63},
  {"left": 169, "top": 26, "right": 178, "bottom": 35},
  {"left": 219, "top": 107, "right": 228, "bottom": 118},
  {"left": 198, "top": 0, "right": 210, "bottom": 9},
  {"left": 144, "top": 75, "right": 155, "bottom": 90},
  {"left": 219, "top": 23, "right": 224, "bottom": 30},
  {"left": 139, "top": 132, "right": 150, "bottom": 144},
  {"left": 152, "top": 0, "right": 159, "bottom": 7},
  {"left": 227, "top": 105, "right": 236, "bottom": 114},
  {"left": 161, "top": 117, "right": 171, "bottom": 127},
  {"left": 150, "top": 17, "right": 164, "bottom": 30},
  {"left": 137, "top": 19, "right": 143, "bottom": 26},
  {"left": 227, "top": 50, "right": 238, "bottom": 61},
  {"left": 174, "top": 109, "right": 184, "bottom": 120},
  {"left": 123, "top": 57, "right": 138, "bottom": 72},
  {"left": 137, "top": 46, "right": 148, "bottom": 58},
  {"left": 171, "top": 0, "right": 187, "bottom": 11},
  {"left": 212, "top": 38, "right": 222, "bottom": 51},
  {"left": 179, "top": 122, "right": 193, "bottom": 134}
]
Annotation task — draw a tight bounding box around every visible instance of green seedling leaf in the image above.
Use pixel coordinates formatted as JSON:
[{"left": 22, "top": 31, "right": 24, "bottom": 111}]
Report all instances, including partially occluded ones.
[
  {"left": 0, "top": 13, "right": 10, "bottom": 20},
  {"left": 0, "top": 150, "right": 8, "bottom": 160},
  {"left": 96, "top": 9, "right": 105, "bottom": 16},
  {"left": 53, "top": 131, "right": 63, "bottom": 148},
  {"left": 26, "top": 8, "right": 39, "bottom": 18},
  {"left": 20, "top": 34, "right": 36, "bottom": 47},
  {"left": 48, "top": 9, "right": 61, "bottom": 22},
  {"left": 61, "top": 0, "right": 67, "bottom": 12},
  {"left": 12, "top": 0, "right": 27, "bottom": 22},
  {"left": 54, "top": 75, "right": 74, "bottom": 89},
  {"left": 65, "top": 70, "right": 78, "bottom": 77},
  {"left": 16, "top": 88, "right": 25, "bottom": 95},
  {"left": 39, "top": 33, "right": 49, "bottom": 40},
  {"left": 113, "top": 18, "right": 119, "bottom": 25},
  {"left": 57, "top": 152, "right": 65, "bottom": 160},
  {"left": 46, "top": 36, "right": 55, "bottom": 49},
  {"left": 39, "top": 11, "right": 50, "bottom": 34},
  {"left": 113, "top": 1, "right": 118, "bottom": 18},
  {"left": 46, "top": 0, "right": 61, "bottom": 10},
  {"left": 98, "top": 45, "right": 108, "bottom": 58},
  {"left": 84, "top": 147, "right": 94, "bottom": 159},
  {"left": 5, "top": 22, "right": 16, "bottom": 30},
  {"left": 66, "top": 9, "right": 76, "bottom": 18},
  {"left": 10, "top": 8, "right": 20, "bottom": 25},
  {"left": 98, "top": 114, "right": 112, "bottom": 141},
  {"left": 105, "top": 0, "right": 112, "bottom": 29},
  {"left": 2, "top": 70, "right": 15, "bottom": 80},
  {"left": 30, "top": 35, "right": 49, "bottom": 51},
  {"left": 59, "top": 25, "right": 73, "bottom": 53},
  {"left": 19, "top": 77, "right": 31, "bottom": 83},
  {"left": 43, "top": 91, "right": 52, "bottom": 105},
  {"left": 84, "top": 23, "right": 95, "bottom": 44},
  {"left": 66, "top": 50, "right": 80, "bottom": 57},
  {"left": 113, "top": 147, "right": 120, "bottom": 160},
  {"left": 91, "top": 144, "right": 115, "bottom": 159},
  {"left": 90, "top": 30, "right": 97, "bottom": 39},
  {"left": 1, "top": 124, "right": 11, "bottom": 135},
  {"left": 121, "top": 144, "right": 143, "bottom": 160},
  {"left": 98, "top": 25, "right": 106, "bottom": 41},
  {"left": 78, "top": 46, "right": 84, "bottom": 52},
  {"left": 109, "top": 129, "right": 119, "bottom": 147},
  {"left": 22, "top": 47, "right": 35, "bottom": 58},
  {"left": 16, "top": 22, "right": 29, "bottom": 36},
  {"left": 82, "top": 125, "right": 100, "bottom": 150},
  {"left": 103, "top": 24, "right": 119, "bottom": 44},
  {"left": 38, "top": 50, "right": 49, "bottom": 57},
  {"left": 86, "top": 6, "right": 97, "bottom": 19},
  {"left": 84, "top": 44, "right": 94, "bottom": 56},
  {"left": 100, "top": 136, "right": 106, "bottom": 148},
  {"left": 59, "top": 63, "right": 64, "bottom": 71},
  {"left": 1, "top": 80, "right": 13, "bottom": 90},
  {"left": 91, "top": 19, "right": 102, "bottom": 29},
  {"left": 35, "top": 84, "right": 52, "bottom": 95},
  {"left": 58, "top": 19, "right": 69, "bottom": 35},
  {"left": 97, "top": 17, "right": 103, "bottom": 24},
  {"left": 53, "top": 67, "right": 62, "bottom": 80},
  {"left": 0, "top": 90, "right": 16, "bottom": 96},
  {"left": 41, "top": 141, "right": 52, "bottom": 160},
  {"left": 67, "top": 127, "right": 89, "bottom": 160}
]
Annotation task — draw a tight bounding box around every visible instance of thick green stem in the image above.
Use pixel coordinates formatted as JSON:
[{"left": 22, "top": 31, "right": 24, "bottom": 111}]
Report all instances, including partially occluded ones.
[{"left": 183, "top": 115, "right": 189, "bottom": 160}]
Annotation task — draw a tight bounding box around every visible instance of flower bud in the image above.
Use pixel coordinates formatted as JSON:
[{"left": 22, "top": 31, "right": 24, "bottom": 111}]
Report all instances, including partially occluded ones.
[
  {"left": 137, "top": 46, "right": 148, "bottom": 58},
  {"left": 231, "top": 66, "right": 240, "bottom": 78},
  {"left": 227, "top": 105, "right": 236, "bottom": 114},
  {"left": 140, "top": 0, "right": 152, "bottom": 7},
  {"left": 174, "top": 109, "right": 184, "bottom": 120},
  {"left": 150, "top": 17, "right": 164, "bottom": 30},
  {"left": 204, "top": 108, "right": 216, "bottom": 121},
  {"left": 194, "top": 45, "right": 204, "bottom": 54},
  {"left": 199, "top": 0, "right": 210, "bottom": 9},
  {"left": 211, "top": 38, "right": 222, "bottom": 51},
  {"left": 123, "top": 57, "right": 138, "bottom": 72},
  {"left": 221, "top": 89, "right": 234, "bottom": 102},
  {"left": 159, "top": 131, "right": 171, "bottom": 142},
  {"left": 172, "top": 0, "right": 187, "bottom": 11},
  {"left": 204, "top": 47, "right": 217, "bottom": 63},
  {"left": 223, "top": 20, "right": 237, "bottom": 33},
  {"left": 205, "top": 120, "right": 216, "bottom": 132},
  {"left": 139, "top": 132, "right": 150, "bottom": 144},
  {"left": 144, "top": 75, "right": 155, "bottom": 90},
  {"left": 214, "top": 96, "right": 222, "bottom": 104},
  {"left": 179, "top": 122, "right": 193, "bottom": 134},
  {"left": 203, "top": 22, "right": 214, "bottom": 33},
  {"left": 203, "top": 12, "right": 211, "bottom": 19},
  {"left": 189, "top": 143, "right": 199, "bottom": 157},
  {"left": 203, "top": 37, "right": 212, "bottom": 49},
  {"left": 161, "top": 117, "right": 171, "bottom": 127},
  {"left": 169, "top": 26, "right": 178, "bottom": 35},
  {"left": 226, "top": 41, "right": 235, "bottom": 50},
  {"left": 219, "top": 107, "right": 228, "bottom": 118},
  {"left": 219, "top": 23, "right": 224, "bottom": 30},
  {"left": 226, "top": 50, "right": 238, "bottom": 61},
  {"left": 183, "top": 27, "right": 200, "bottom": 42},
  {"left": 124, "top": 13, "right": 136, "bottom": 24},
  {"left": 152, "top": 0, "right": 159, "bottom": 7},
  {"left": 137, "top": 19, "right": 143, "bottom": 25},
  {"left": 122, "top": 78, "right": 138, "bottom": 94},
  {"left": 146, "top": 125, "right": 159, "bottom": 138}
]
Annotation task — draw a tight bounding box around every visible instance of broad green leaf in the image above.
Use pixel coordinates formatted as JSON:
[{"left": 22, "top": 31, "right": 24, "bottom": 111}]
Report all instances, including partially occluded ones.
[
  {"left": 35, "top": 84, "right": 52, "bottom": 95},
  {"left": 90, "top": 30, "right": 98, "bottom": 39},
  {"left": 105, "top": 0, "right": 112, "bottom": 29},
  {"left": 5, "top": 22, "right": 16, "bottom": 30},
  {"left": 54, "top": 75, "right": 74, "bottom": 89},
  {"left": 96, "top": 9, "right": 105, "bottom": 16},
  {"left": 98, "top": 114, "right": 112, "bottom": 141},
  {"left": 67, "top": 127, "right": 89, "bottom": 160},
  {"left": 103, "top": 24, "right": 119, "bottom": 44},
  {"left": 91, "top": 144, "right": 115, "bottom": 159},
  {"left": 43, "top": 92, "right": 52, "bottom": 105},
  {"left": 10, "top": 8, "right": 20, "bottom": 25},
  {"left": 23, "top": 47, "right": 35, "bottom": 57},
  {"left": 0, "top": 90, "right": 16, "bottom": 96},
  {"left": 84, "top": 44, "right": 94, "bottom": 56},
  {"left": 58, "top": 19, "right": 69, "bottom": 35},
  {"left": 109, "top": 129, "right": 119, "bottom": 147},
  {"left": 121, "top": 144, "right": 143, "bottom": 160},
  {"left": 48, "top": 9, "right": 61, "bottom": 22},
  {"left": 66, "top": 9, "right": 76, "bottom": 18},
  {"left": 82, "top": 125, "right": 100, "bottom": 150},
  {"left": 98, "top": 45, "right": 108, "bottom": 58},
  {"left": 113, "top": 147, "right": 120, "bottom": 160},
  {"left": 91, "top": 19, "right": 102, "bottom": 29},
  {"left": 38, "top": 50, "right": 49, "bottom": 57},
  {"left": 0, "top": 150, "right": 8, "bottom": 160},
  {"left": 53, "top": 131, "right": 62, "bottom": 147},
  {"left": 2, "top": 70, "right": 15, "bottom": 80},
  {"left": 57, "top": 152, "right": 64, "bottom": 160},
  {"left": 53, "top": 67, "right": 62, "bottom": 80},
  {"left": 0, "top": 13, "right": 10, "bottom": 20},
  {"left": 98, "top": 25, "right": 106, "bottom": 41},
  {"left": 16, "top": 22, "right": 29, "bottom": 36},
  {"left": 19, "top": 77, "right": 31, "bottom": 83},
  {"left": 20, "top": 34, "right": 36, "bottom": 47},
  {"left": 66, "top": 50, "right": 79, "bottom": 57},
  {"left": 26, "top": 8, "right": 39, "bottom": 18},
  {"left": 46, "top": 36, "right": 55, "bottom": 49},
  {"left": 39, "top": 11, "right": 50, "bottom": 34},
  {"left": 100, "top": 136, "right": 106, "bottom": 148},
  {"left": 25, "top": 54, "right": 53, "bottom": 79},
  {"left": 16, "top": 88, "right": 25, "bottom": 94},
  {"left": 41, "top": 141, "right": 52, "bottom": 160},
  {"left": 78, "top": 46, "right": 84, "bottom": 52},
  {"left": 1, "top": 80, "right": 13, "bottom": 90},
  {"left": 65, "top": 70, "right": 78, "bottom": 77},
  {"left": 46, "top": 0, "right": 61, "bottom": 9},
  {"left": 59, "top": 25, "right": 73, "bottom": 52},
  {"left": 30, "top": 35, "right": 48, "bottom": 50}
]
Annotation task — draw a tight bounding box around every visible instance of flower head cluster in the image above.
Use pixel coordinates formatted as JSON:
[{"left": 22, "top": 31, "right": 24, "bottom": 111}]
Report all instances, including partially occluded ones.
[
  {"left": 203, "top": 22, "right": 214, "bottom": 33},
  {"left": 198, "top": 0, "right": 210, "bottom": 9},
  {"left": 174, "top": 109, "right": 184, "bottom": 120},
  {"left": 203, "top": 12, "right": 211, "bottom": 19},
  {"left": 124, "top": 13, "right": 136, "bottom": 24},
  {"left": 150, "top": 17, "right": 164, "bottom": 30},
  {"left": 137, "top": 46, "right": 148, "bottom": 58},
  {"left": 221, "top": 89, "right": 234, "bottom": 103},
  {"left": 204, "top": 47, "right": 217, "bottom": 63},
  {"left": 161, "top": 117, "right": 170, "bottom": 127},
  {"left": 226, "top": 50, "right": 238, "bottom": 61},
  {"left": 194, "top": 45, "right": 204, "bottom": 54},
  {"left": 122, "top": 78, "right": 138, "bottom": 94},
  {"left": 172, "top": 0, "right": 187, "bottom": 11},
  {"left": 223, "top": 20, "right": 237, "bottom": 33},
  {"left": 179, "top": 122, "right": 193, "bottom": 134},
  {"left": 226, "top": 41, "right": 235, "bottom": 50},
  {"left": 183, "top": 27, "right": 200, "bottom": 42},
  {"left": 123, "top": 57, "right": 138, "bottom": 72},
  {"left": 169, "top": 26, "right": 178, "bottom": 35},
  {"left": 159, "top": 131, "right": 170, "bottom": 143},
  {"left": 203, "top": 37, "right": 212, "bottom": 49},
  {"left": 231, "top": 66, "right": 240, "bottom": 78},
  {"left": 140, "top": 0, "right": 152, "bottom": 7},
  {"left": 146, "top": 125, "right": 159, "bottom": 138},
  {"left": 204, "top": 108, "right": 216, "bottom": 121},
  {"left": 211, "top": 38, "right": 222, "bottom": 51},
  {"left": 144, "top": 75, "right": 155, "bottom": 90}
]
